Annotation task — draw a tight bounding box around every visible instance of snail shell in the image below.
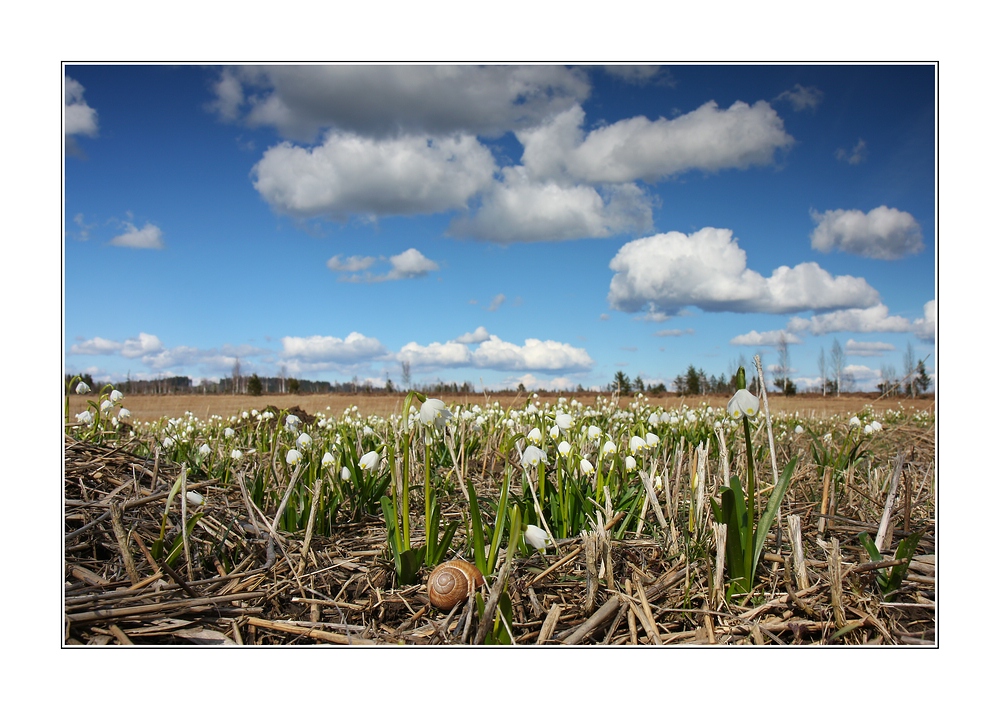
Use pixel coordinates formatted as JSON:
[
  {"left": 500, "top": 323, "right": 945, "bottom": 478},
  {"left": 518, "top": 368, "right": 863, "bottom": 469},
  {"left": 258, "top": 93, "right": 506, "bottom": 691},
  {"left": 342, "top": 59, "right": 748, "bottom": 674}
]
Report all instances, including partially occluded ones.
[{"left": 427, "top": 560, "right": 485, "bottom": 611}]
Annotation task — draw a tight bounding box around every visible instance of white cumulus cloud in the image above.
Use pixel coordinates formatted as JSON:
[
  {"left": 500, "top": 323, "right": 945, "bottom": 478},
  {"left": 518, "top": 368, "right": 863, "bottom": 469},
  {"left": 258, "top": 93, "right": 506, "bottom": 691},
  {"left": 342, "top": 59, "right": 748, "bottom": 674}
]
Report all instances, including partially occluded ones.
[
  {"left": 455, "top": 326, "right": 491, "bottom": 344},
  {"left": 608, "top": 227, "right": 880, "bottom": 316},
  {"left": 328, "top": 249, "right": 439, "bottom": 282},
  {"left": 108, "top": 222, "right": 165, "bottom": 250},
  {"left": 730, "top": 330, "right": 802, "bottom": 347},
  {"left": 252, "top": 132, "right": 496, "bottom": 219},
  {"left": 397, "top": 334, "right": 593, "bottom": 373},
  {"left": 120, "top": 333, "right": 164, "bottom": 358},
  {"left": 912, "top": 299, "right": 936, "bottom": 342},
  {"left": 775, "top": 84, "right": 824, "bottom": 112},
  {"left": 327, "top": 255, "right": 377, "bottom": 272},
  {"left": 518, "top": 101, "right": 793, "bottom": 185},
  {"left": 398, "top": 340, "right": 473, "bottom": 370},
  {"left": 809, "top": 206, "right": 924, "bottom": 259},
  {"left": 786, "top": 304, "right": 913, "bottom": 335},
  {"left": 65, "top": 77, "right": 99, "bottom": 137},
  {"left": 281, "top": 333, "right": 386, "bottom": 363},
  {"left": 70, "top": 336, "right": 121, "bottom": 355},
  {"left": 449, "top": 167, "right": 653, "bottom": 242},
  {"left": 210, "top": 65, "right": 591, "bottom": 141}
]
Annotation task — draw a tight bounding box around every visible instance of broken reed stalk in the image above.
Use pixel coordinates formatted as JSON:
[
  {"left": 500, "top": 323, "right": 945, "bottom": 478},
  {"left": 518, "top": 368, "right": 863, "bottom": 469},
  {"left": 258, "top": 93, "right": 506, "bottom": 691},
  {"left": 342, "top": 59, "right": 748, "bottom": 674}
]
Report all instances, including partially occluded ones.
[
  {"left": 875, "top": 453, "right": 905, "bottom": 553},
  {"left": 296, "top": 478, "right": 323, "bottom": 577},
  {"left": 787, "top": 514, "right": 809, "bottom": 590},
  {"left": 110, "top": 502, "right": 140, "bottom": 586},
  {"left": 827, "top": 537, "right": 847, "bottom": 628}
]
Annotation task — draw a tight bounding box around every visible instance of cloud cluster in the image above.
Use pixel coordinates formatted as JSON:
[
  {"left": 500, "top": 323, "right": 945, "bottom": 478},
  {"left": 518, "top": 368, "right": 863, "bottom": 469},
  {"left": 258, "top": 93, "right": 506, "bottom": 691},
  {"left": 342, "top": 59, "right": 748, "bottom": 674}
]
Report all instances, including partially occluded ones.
[
  {"left": 221, "top": 67, "right": 797, "bottom": 243},
  {"left": 912, "top": 299, "right": 936, "bottom": 342},
  {"left": 281, "top": 333, "right": 387, "bottom": 363},
  {"left": 786, "top": 304, "right": 912, "bottom": 335},
  {"left": 327, "top": 248, "right": 439, "bottom": 282},
  {"left": 835, "top": 139, "right": 868, "bottom": 165},
  {"left": 809, "top": 206, "right": 923, "bottom": 259},
  {"left": 729, "top": 330, "right": 802, "bottom": 347},
  {"left": 608, "top": 227, "right": 880, "bottom": 316},
  {"left": 775, "top": 84, "right": 824, "bottom": 112},
  {"left": 844, "top": 339, "right": 895, "bottom": 357},
  {"left": 399, "top": 330, "right": 593, "bottom": 373},
  {"left": 65, "top": 77, "right": 99, "bottom": 138}
]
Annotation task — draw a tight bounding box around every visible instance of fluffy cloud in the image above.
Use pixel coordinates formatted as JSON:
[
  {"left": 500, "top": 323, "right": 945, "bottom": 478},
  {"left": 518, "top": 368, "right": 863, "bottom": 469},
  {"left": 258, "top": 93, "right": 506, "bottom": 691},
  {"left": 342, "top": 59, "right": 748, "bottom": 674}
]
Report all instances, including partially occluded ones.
[
  {"left": 108, "top": 222, "right": 165, "bottom": 250},
  {"left": 608, "top": 227, "right": 880, "bottom": 316},
  {"left": 120, "top": 333, "right": 165, "bottom": 358},
  {"left": 281, "top": 333, "right": 386, "bottom": 363},
  {"left": 653, "top": 328, "right": 694, "bottom": 337},
  {"left": 449, "top": 167, "right": 653, "bottom": 242},
  {"left": 210, "top": 65, "right": 591, "bottom": 141},
  {"left": 65, "top": 77, "right": 98, "bottom": 138},
  {"left": 328, "top": 249, "right": 439, "bottom": 282},
  {"left": 398, "top": 334, "right": 593, "bottom": 373},
  {"left": 730, "top": 330, "right": 802, "bottom": 347},
  {"left": 775, "top": 84, "right": 824, "bottom": 112},
  {"left": 487, "top": 294, "right": 506, "bottom": 311},
  {"left": 845, "top": 339, "right": 895, "bottom": 357},
  {"left": 809, "top": 206, "right": 923, "bottom": 259},
  {"left": 455, "top": 326, "right": 491, "bottom": 344},
  {"left": 786, "top": 304, "right": 912, "bottom": 335},
  {"left": 253, "top": 132, "right": 495, "bottom": 219},
  {"left": 518, "top": 102, "right": 793, "bottom": 184},
  {"left": 70, "top": 336, "right": 121, "bottom": 356},
  {"left": 912, "top": 299, "right": 936, "bottom": 342}
]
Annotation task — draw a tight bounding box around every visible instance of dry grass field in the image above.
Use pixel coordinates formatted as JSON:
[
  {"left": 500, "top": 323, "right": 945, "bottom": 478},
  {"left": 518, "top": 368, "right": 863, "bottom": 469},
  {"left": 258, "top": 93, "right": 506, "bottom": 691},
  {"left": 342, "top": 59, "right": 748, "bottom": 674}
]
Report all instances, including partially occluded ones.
[{"left": 68, "top": 390, "right": 934, "bottom": 423}]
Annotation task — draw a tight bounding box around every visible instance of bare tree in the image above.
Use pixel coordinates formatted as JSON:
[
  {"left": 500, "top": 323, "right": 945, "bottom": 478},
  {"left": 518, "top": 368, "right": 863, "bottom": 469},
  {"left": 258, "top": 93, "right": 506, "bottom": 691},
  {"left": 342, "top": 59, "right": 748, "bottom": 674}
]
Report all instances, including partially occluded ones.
[
  {"left": 902, "top": 341, "right": 916, "bottom": 397},
  {"left": 817, "top": 347, "right": 827, "bottom": 396},
  {"left": 401, "top": 360, "right": 412, "bottom": 390},
  {"left": 829, "top": 339, "right": 844, "bottom": 397},
  {"left": 880, "top": 362, "right": 898, "bottom": 395},
  {"left": 232, "top": 358, "right": 242, "bottom": 395},
  {"left": 279, "top": 365, "right": 288, "bottom": 394},
  {"left": 774, "top": 333, "right": 793, "bottom": 394}
]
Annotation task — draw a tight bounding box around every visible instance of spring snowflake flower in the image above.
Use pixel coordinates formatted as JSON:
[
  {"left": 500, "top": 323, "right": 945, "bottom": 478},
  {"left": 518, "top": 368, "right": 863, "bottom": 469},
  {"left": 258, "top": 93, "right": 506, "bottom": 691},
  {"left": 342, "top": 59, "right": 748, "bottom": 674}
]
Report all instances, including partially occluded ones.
[
  {"left": 524, "top": 524, "right": 552, "bottom": 550},
  {"left": 645, "top": 432, "right": 659, "bottom": 447},
  {"left": 629, "top": 435, "right": 647, "bottom": 455},
  {"left": 186, "top": 491, "right": 204, "bottom": 506},
  {"left": 520, "top": 445, "right": 548, "bottom": 468},
  {"left": 286, "top": 449, "right": 303, "bottom": 466},
  {"left": 549, "top": 424, "right": 560, "bottom": 438},
  {"left": 625, "top": 455, "right": 637, "bottom": 471},
  {"left": 823, "top": 432, "right": 833, "bottom": 444},
  {"left": 727, "top": 389, "right": 760, "bottom": 419},
  {"left": 110, "top": 389, "right": 124, "bottom": 404},
  {"left": 557, "top": 441, "right": 572, "bottom": 457},
  {"left": 580, "top": 459, "right": 595, "bottom": 476},
  {"left": 419, "top": 398, "right": 452, "bottom": 431},
  {"left": 76, "top": 410, "right": 93, "bottom": 425},
  {"left": 285, "top": 414, "right": 301, "bottom": 432},
  {"left": 864, "top": 424, "right": 874, "bottom": 434},
  {"left": 231, "top": 449, "right": 243, "bottom": 460},
  {"left": 359, "top": 451, "right": 380, "bottom": 471},
  {"left": 118, "top": 408, "right": 131, "bottom": 420},
  {"left": 871, "top": 421, "right": 883, "bottom": 431},
  {"left": 555, "top": 413, "right": 573, "bottom": 431},
  {"left": 75, "top": 382, "right": 91, "bottom": 395},
  {"left": 199, "top": 444, "right": 212, "bottom": 457},
  {"left": 794, "top": 425, "right": 805, "bottom": 435},
  {"left": 296, "top": 432, "right": 313, "bottom": 449},
  {"left": 602, "top": 441, "right": 617, "bottom": 456},
  {"left": 587, "top": 425, "right": 602, "bottom": 440},
  {"left": 341, "top": 466, "right": 352, "bottom": 481},
  {"left": 527, "top": 427, "right": 542, "bottom": 445},
  {"left": 321, "top": 452, "right": 335, "bottom": 468},
  {"left": 162, "top": 437, "right": 175, "bottom": 450},
  {"left": 647, "top": 413, "right": 659, "bottom": 426},
  {"left": 224, "top": 427, "right": 235, "bottom": 438},
  {"left": 849, "top": 416, "right": 861, "bottom": 428},
  {"left": 100, "top": 399, "right": 114, "bottom": 415}
]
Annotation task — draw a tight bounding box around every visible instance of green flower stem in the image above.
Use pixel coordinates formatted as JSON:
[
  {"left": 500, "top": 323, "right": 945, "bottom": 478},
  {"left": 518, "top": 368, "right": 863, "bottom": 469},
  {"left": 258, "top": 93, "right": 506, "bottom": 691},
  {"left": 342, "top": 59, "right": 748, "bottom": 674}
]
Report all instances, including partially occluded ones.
[
  {"left": 424, "top": 441, "right": 432, "bottom": 543},
  {"left": 742, "top": 413, "right": 756, "bottom": 586}
]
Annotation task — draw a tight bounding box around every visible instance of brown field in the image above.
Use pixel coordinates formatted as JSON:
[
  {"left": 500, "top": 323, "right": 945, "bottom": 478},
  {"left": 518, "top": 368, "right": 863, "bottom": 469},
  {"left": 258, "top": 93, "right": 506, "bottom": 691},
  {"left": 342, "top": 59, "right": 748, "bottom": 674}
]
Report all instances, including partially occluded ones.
[{"left": 68, "top": 390, "right": 935, "bottom": 423}]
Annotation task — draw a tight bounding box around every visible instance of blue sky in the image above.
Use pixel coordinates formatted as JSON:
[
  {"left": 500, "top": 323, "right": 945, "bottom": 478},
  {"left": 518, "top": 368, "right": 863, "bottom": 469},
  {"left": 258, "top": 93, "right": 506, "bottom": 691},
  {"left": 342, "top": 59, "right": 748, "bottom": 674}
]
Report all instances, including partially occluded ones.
[{"left": 63, "top": 64, "right": 936, "bottom": 392}]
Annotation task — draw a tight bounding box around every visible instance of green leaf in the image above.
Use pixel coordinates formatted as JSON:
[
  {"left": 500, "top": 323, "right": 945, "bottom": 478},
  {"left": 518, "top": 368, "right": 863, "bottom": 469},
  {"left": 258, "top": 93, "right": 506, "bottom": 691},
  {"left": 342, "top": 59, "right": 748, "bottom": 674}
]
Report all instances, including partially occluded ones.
[
  {"left": 468, "top": 479, "right": 486, "bottom": 575},
  {"left": 752, "top": 456, "right": 797, "bottom": 577},
  {"left": 858, "top": 532, "right": 883, "bottom": 563},
  {"left": 884, "top": 529, "right": 925, "bottom": 600}
]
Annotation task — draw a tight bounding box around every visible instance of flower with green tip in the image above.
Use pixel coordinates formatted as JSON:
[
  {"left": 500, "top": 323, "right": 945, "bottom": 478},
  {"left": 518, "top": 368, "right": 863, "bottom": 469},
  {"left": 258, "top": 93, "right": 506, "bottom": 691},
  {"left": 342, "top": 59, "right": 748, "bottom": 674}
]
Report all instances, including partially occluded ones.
[
  {"left": 520, "top": 445, "right": 548, "bottom": 468},
  {"left": 186, "top": 491, "right": 204, "bottom": 506},
  {"left": 629, "top": 435, "right": 647, "bottom": 455},
  {"left": 527, "top": 427, "right": 542, "bottom": 445},
  {"left": 557, "top": 441, "right": 572, "bottom": 457},
  {"left": 524, "top": 524, "right": 552, "bottom": 550},
  {"left": 727, "top": 389, "right": 760, "bottom": 419},
  {"left": 75, "top": 382, "right": 91, "bottom": 395},
  {"left": 625, "top": 455, "right": 637, "bottom": 471},
  {"left": 359, "top": 451, "right": 380, "bottom": 471},
  {"left": 199, "top": 444, "right": 212, "bottom": 457},
  {"left": 110, "top": 389, "right": 124, "bottom": 404},
  {"left": 341, "top": 466, "right": 352, "bottom": 481},
  {"left": 286, "top": 449, "right": 303, "bottom": 466},
  {"left": 322, "top": 452, "right": 335, "bottom": 468},
  {"left": 296, "top": 432, "right": 312, "bottom": 449},
  {"left": 76, "top": 410, "right": 93, "bottom": 425},
  {"left": 230, "top": 449, "right": 243, "bottom": 460}
]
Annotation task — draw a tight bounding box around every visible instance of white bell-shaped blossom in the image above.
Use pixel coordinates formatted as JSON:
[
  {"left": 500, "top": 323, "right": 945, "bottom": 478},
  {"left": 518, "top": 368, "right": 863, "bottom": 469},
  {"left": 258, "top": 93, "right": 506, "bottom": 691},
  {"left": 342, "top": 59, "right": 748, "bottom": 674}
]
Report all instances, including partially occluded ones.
[
  {"left": 321, "top": 452, "right": 335, "bottom": 468},
  {"left": 230, "top": 449, "right": 243, "bottom": 460},
  {"left": 557, "top": 441, "right": 572, "bottom": 457},
  {"left": 359, "top": 450, "right": 381, "bottom": 471},
  {"left": 341, "top": 466, "right": 352, "bottom": 481},
  {"left": 629, "top": 435, "right": 647, "bottom": 455},
  {"left": 727, "top": 389, "right": 760, "bottom": 419},
  {"left": 527, "top": 427, "right": 542, "bottom": 445},
  {"left": 520, "top": 445, "right": 548, "bottom": 468},
  {"left": 587, "top": 425, "right": 602, "bottom": 440},
  {"left": 110, "top": 389, "right": 124, "bottom": 404},
  {"left": 75, "top": 382, "right": 91, "bottom": 395},
  {"left": 625, "top": 455, "right": 637, "bottom": 471},
  {"left": 524, "top": 524, "right": 552, "bottom": 550},
  {"left": 645, "top": 432, "right": 659, "bottom": 447},
  {"left": 286, "top": 449, "right": 303, "bottom": 466}
]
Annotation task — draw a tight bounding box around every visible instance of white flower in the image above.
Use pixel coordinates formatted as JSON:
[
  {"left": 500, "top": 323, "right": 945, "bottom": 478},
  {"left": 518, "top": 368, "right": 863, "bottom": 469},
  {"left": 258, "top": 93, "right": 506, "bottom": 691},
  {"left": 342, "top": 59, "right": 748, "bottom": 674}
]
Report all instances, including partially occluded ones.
[
  {"left": 162, "top": 437, "right": 175, "bottom": 450},
  {"left": 549, "top": 424, "right": 560, "bottom": 438},
  {"left": 625, "top": 455, "right": 637, "bottom": 471},
  {"left": 199, "top": 444, "right": 212, "bottom": 457},
  {"left": 285, "top": 414, "right": 301, "bottom": 431},
  {"left": 185, "top": 491, "right": 204, "bottom": 506},
  {"left": 230, "top": 449, "right": 243, "bottom": 460},
  {"left": 100, "top": 399, "right": 114, "bottom": 415},
  {"left": 794, "top": 425, "right": 804, "bottom": 434},
  {"left": 587, "top": 425, "right": 602, "bottom": 440},
  {"left": 727, "top": 389, "right": 760, "bottom": 419},
  {"left": 527, "top": 427, "right": 542, "bottom": 445},
  {"left": 557, "top": 441, "right": 572, "bottom": 457},
  {"left": 118, "top": 408, "right": 131, "bottom": 420},
  {"left": 555, "top": 413, "right": 573, "bottom": 431},
  {"left": 647, "top": 413, "right": 659, "bottom": 426},
  {"left": 296, "top": 432, "right": 313, "bottom": 449},
  {"left": 419, "top": 398, "right": 452, "bottom": 430},
  {"left": 602, "top": 441, "right": 617, "bottom": 456},
  {"left": 110, "top": 389, "right": 124, "bottom": 404},
  {"left": 286, "top": 449, "right": 303, "bottom": 466},
  {"left": 871, "top": 421, "right": 883, "bottom": 431},
  {"left": 224, "top": 427, "right": 235, "bottom": 438},
  {"left": 849, "top": 416, "right": 861, "bottom": 428},
  {"left": 823, "top": 432, "right": 833, "bottom": 444},
  {"left": 341, "top": 466, "right": 352, "bottom": 481},
  {"left": 864, "top": 424, "right": 874, "bottom": 434},
  {"left": 359, "top": 450, "right": 381, "bottom": 471},
  {"left": 76, "top": 410, "right": 93, "bottom": 425},
  {"left": 520, "top": 445, "right": 548, "bottom": 468},
  {"left": 322, "top": 452, "right": 335, "bottom": 468},
  {"left": 629, "top": 435, "right": 647, "bottom": 455},
  {"left": 579, "top": 459, "right": 594, "bottom": 476},
  {"left": 75, "top": 382, "right": 91, "bottom": 395},
  {"left": 524, "top": 524, "right": 552, "bottom": 550},
  {"left": 645, "top": 432, "right": 659, "bottom": 447}
]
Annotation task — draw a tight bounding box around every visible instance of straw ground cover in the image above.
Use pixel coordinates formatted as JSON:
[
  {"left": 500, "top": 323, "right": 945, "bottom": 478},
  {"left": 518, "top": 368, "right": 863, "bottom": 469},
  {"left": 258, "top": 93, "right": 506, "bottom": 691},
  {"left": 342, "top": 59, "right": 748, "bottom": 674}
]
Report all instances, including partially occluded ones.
[{"left": 64, "top": 382, "right": 935, "bottom": 646}]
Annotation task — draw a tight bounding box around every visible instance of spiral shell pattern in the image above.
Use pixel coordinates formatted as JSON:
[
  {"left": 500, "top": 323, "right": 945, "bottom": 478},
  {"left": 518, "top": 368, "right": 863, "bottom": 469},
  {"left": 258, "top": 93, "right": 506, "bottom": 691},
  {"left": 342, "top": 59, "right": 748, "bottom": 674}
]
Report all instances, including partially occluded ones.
[{"left": 427, "top": 560, "right": 485, "bottom": 611}]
